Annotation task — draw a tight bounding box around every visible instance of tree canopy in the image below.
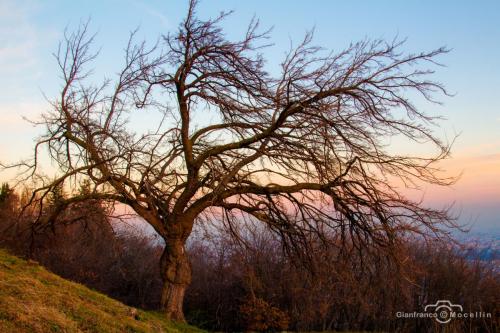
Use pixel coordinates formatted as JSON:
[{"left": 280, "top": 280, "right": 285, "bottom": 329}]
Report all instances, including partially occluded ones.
[{"left": 5, "top": 0, "right": 457, "bottom": 320}]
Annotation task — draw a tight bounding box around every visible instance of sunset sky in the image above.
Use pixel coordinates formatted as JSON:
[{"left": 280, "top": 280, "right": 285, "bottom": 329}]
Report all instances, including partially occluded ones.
[{"left": 1, "top": 0, "right": 499, "bottom": 234}]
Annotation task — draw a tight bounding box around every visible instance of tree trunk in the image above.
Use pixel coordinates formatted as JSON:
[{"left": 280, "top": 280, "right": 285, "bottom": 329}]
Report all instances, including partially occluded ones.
[{"left": 159, "top": 238, "right": 191, "bottom": 322}]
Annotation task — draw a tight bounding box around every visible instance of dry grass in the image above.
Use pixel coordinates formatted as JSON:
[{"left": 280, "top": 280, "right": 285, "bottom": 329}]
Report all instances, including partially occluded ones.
[{"left": 0, "top": 249, "right": 204, "bottom": 333}]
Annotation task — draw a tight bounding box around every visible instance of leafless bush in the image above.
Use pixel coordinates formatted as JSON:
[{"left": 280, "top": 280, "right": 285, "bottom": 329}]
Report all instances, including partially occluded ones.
[
  {"left": 0, "top": 183, "right": 163, "bottom": 309},
  {"left": 1, "top": 184, "right": 497, "bottom": 332},
  {"left": 184, "top": 227, "right": 499, "bottom": 332}
]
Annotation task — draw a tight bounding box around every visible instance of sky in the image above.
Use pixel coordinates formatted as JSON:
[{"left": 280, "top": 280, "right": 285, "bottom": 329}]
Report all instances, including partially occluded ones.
[{"left": 0, "top": 0, "right": 499, "bottom": 235}]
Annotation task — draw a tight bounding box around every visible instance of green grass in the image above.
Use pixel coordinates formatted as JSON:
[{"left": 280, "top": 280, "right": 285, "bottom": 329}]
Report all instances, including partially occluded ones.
[{"left": 0, "top": 249, "right": 205, "bottom": 333}]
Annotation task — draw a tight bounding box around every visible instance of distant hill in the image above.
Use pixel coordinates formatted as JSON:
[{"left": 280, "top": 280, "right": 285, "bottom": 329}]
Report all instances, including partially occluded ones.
[
  {"left": 0, "top": 249, "right": 204, "bottom": 333},
  {"left": 455, "top": 231, "right": 500, "bottom": 262}
]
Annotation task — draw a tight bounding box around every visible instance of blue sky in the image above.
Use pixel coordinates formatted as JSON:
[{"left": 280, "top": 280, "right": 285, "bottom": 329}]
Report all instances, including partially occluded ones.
[{"left": 0, "top": 0, "right": 499, "bottom": 234}]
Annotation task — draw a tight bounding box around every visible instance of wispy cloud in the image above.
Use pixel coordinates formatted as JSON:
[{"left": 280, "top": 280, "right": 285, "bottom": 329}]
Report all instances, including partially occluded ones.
[
  {"left": 0, "top": 101, "right": 45, "bottom": 176},
  {"left": 0, "top": 0, "right": 40, "bottom": 75},
  {"left": 0, "top": 102, "right": 45, "bottom": 129},
  {"left": 128, "top": 0, "right": 170, "bottom": 28}
]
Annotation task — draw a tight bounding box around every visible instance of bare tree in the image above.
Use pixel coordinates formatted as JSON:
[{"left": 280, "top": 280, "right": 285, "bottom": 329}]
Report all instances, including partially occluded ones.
[{"left": 6, "top": 0, "right": 458, "bottom": 321}]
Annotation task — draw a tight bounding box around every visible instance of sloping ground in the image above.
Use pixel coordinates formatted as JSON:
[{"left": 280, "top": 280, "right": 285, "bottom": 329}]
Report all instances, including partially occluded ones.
[{"left": 0, "top": 249, "right": 204, "bottom": 333}]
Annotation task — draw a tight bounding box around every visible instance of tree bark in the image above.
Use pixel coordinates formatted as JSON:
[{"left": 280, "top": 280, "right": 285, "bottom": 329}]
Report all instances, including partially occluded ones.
[{"left": 159, "top": 238, "right": 192, "bottom": 322}]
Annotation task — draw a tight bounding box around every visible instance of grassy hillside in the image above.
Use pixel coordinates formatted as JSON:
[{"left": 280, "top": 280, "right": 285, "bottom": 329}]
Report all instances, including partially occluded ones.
[{"left": 0, "top": 249, "right": 204, "bottom": 333}]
